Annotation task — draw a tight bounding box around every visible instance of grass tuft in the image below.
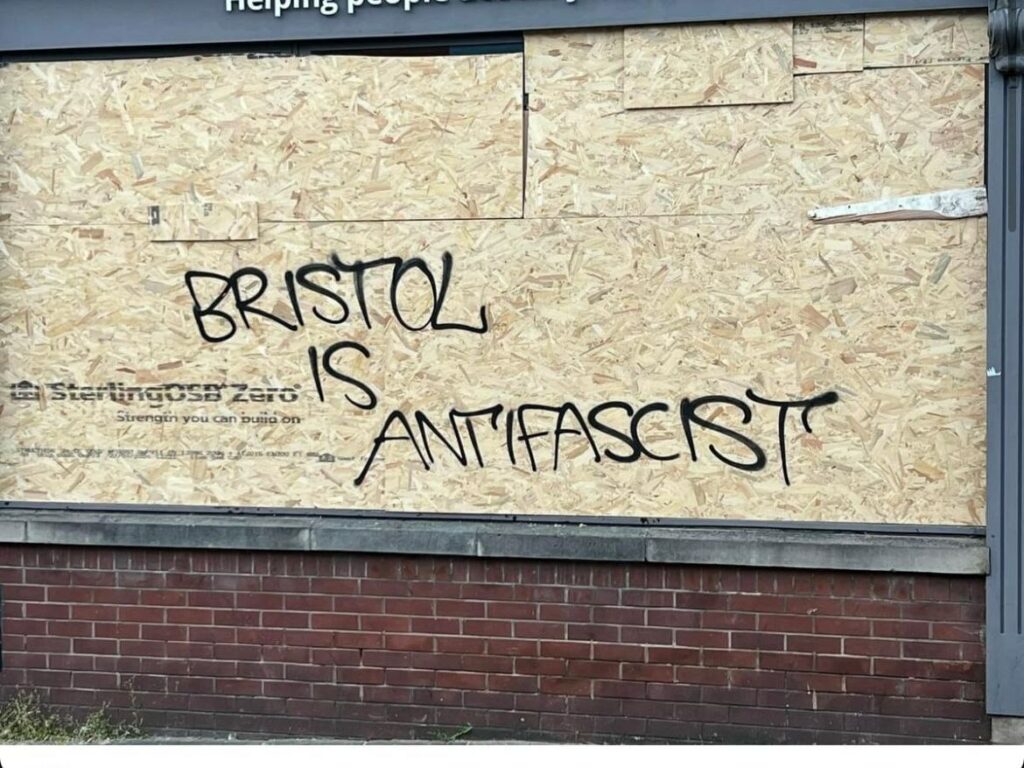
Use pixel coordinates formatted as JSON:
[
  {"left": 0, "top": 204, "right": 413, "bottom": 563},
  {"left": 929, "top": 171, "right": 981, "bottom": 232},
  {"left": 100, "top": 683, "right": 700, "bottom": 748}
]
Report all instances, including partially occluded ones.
[{"left": 0, "top": 691, "right": 143, "bottom": 744}]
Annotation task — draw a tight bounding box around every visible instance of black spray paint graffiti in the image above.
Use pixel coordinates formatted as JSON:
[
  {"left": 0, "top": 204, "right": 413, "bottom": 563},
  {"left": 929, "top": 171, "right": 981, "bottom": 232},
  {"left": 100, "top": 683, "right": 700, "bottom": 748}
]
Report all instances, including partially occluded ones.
[
  {"left": 182, "top": 252, "right": 839, "bottom": 487},
  {"left": 352, "top": 392, "right": 839, "bottom": 487}
]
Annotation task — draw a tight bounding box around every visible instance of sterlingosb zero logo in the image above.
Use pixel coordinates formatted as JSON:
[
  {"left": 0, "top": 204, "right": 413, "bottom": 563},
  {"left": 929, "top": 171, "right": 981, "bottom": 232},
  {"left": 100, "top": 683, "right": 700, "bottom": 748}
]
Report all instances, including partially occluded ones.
[{"left": 6, "top": 381, "right": 301, "bottom": 408}]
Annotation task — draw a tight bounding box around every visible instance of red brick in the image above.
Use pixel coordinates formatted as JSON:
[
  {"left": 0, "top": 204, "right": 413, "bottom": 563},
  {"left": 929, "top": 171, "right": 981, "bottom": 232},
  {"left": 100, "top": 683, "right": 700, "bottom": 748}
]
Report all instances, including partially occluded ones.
[
  {"left": 846, "top": 675, "right": 905, "bottom": 696},
  {"left": 538, "top": 604, "right": 591, "bottom": 623},
  {"left": 593, "top": 680, "right": 648, "bottom": 700},
  {"left": 759, "top": 652, "right": 815, "bottom": 672},
  {"left": 513, "top": 621, "right": 565, "bottom": 640},
  {"left": 458, "top": 653, "right": 514, "bottom": 674},
  {"left": 539, "top": 677, "right": 592, "bottom": 696},
  {"left": 436, "top": 636, "right": 486, "bottom": 654},
  {"left": 593, "top": 643, "right": 645, "bottom": 662},
  {"left": 568, "top": 624, "right": 619, "bottom": 642},
  {"left": 463, "top": 620, "right": 512, "bottom": 637},
  {"left": 515, "top": 657, "right": 567, "bottom": 676},
  {"left": 814, "top": 655, "right": 871, "bottom": 675},
  {"left": 410, "top": 617, "right": 459, "bottom": 634},
  {"left": 487, "top": 639, "right": 538, "bottom": 656},
  {"left": 872, "top": 620, "right": 931, "bottom": 639},
  {"left": 487, "top": 674, "right": 538, "bottom": 693},
  {"left": 166, "top": 608, "right": 215, "bottom": 625},
  {"left": 538, "top": 641, "right": 590, "bottom": 659},
  {"left": 487, "top": 602, "right": 537, "bottom": 620},
  {"left": 815, "top": 617, "right": 871, "bottom": 636},
  {"left": 435, "top": 671, "right": 487, "bottom": 690},
  {"left": 843, "top": 638, "right": 901, "bottom": 657},
  {"left": 786, "top": 672, "right": 846, "bottom": 693},
  {"left": 786, "top": 597, "right": 845, "bottom": 617},
  {"left": 310, "top": 613, "right": 360, "bottom": 631},
  {"left": 360, "top": 580, "right": 410, "bottom": 597},
  {"left": 621, "top": 664, "right": 674, "bottom": 683},
  {"left": 621, "top": 626, "right": 672, "bottom": 645},
  {"left": 564, "top": 588, "right": 612, "bottom": 605},
  {"left": 758, "top": 614, "right": 813, "bottom": 633},
  {"left": 261, "top": 612, "right": 309, "bottom": 629},
  {"left": 703, "top": 650, "right": 758, "bottom": 669},
  {"left": 284, "top": 594, "right": 332, "bottom": 612},
  {"left": 436, "top": 599, "right": 485, "bottom": 618},
  {"left": 731, "top": 632, "right": 784, "bottom": 651},
  {"left": 361, "top": 615, "right": 411, "bottom": 633},
  {"left": 786, "top": 635, "right": 841, "bottom": 654},
  {"left": 384, "top": 598, "right": 433, "bottom": 616},
  {"left": 675, "top": 666, "right": 729, "bottom": 686},
  {"left": 140, "top": 624, "right": 188, "bottom": 642},
  {"left": 874, "top": 658, "right": 981, "bottom": 681},
  {"left": 593, "top": 606, "right": 644, "bottom": 625},
  {"left": 0, "top": 548, "right": 988, "bottom": 745},
  {"left": 647, "top": 647, "right": 701, "bottom": 666},
  {"left": 675, "top": 629, "right": 729, "bottom": 649},
  {"left": 675, "top": 592, "right": 730, "bottom": 610},
  {"left": 903, "top": 640, "right": 962, "bottom": 660},
  {"left": 339, "top": 667, "right": 385, "bottom": 685},
  {"left": 647, "top": 610, "right": 701, "bottom": 628},
  {"left": 567, "top": 660, "right": 620, "bottom": 679},
  {"left": 384, "top": 634, "right": 434, "bottom": 652}
]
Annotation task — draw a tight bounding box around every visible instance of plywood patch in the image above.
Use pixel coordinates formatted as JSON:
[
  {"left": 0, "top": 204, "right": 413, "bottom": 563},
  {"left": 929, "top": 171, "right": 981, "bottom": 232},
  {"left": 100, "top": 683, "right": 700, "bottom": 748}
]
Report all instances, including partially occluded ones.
[
  {"left": 794, "top": 16, "right": 865, "bottom": 74},
  {"left": 525, "top": 29, "right": 624, "bottom": 94},
  {"left": 0, "top": 214, "right": 985, "bottom": 525},
  {"left": 148, "top": 202, "right": 258, "bottom": 242},
  {"left": 623, "top": 21, "right": 794, "bottom": 109},
  {"left": 864, "top": 11, "right": 989, "bottom": 68},
  {"left": 0, "top": 53, "right": 524, "bottom": 226},
  {"left": 527, "top": 63, "right": 984, "bottom": 218}
]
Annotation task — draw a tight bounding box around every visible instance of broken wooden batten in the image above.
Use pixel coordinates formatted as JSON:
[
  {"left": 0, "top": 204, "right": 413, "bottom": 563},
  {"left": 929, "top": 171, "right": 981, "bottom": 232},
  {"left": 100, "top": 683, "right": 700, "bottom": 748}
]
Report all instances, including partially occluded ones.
[{"left": 809, "top": 187, "right": 987, "bottom": 224}]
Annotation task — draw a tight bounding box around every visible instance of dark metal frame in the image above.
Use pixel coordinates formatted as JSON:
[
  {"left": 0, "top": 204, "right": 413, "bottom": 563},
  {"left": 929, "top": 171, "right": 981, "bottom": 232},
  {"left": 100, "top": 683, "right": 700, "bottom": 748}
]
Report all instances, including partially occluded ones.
[
  {"left": 0, "top": 0, "right": 987, "bottom": 54},
  {"left": 986, "top": 0, "right": 1024, "bottom": 719}
]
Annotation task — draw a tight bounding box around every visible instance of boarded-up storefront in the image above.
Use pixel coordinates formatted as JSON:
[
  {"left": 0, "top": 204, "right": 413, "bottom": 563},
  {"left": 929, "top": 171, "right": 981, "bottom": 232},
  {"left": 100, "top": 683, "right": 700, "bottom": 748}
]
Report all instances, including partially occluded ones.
[
  {"left": 0, "top": 3, "right": 1011, "bottom": 744},
  {"left": 0, "top": 13, "right": 988, "bottom": 526}
]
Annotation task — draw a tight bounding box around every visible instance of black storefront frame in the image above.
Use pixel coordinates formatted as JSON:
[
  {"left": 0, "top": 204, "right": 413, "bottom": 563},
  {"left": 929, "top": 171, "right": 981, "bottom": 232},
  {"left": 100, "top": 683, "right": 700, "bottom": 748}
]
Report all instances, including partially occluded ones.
[{"left": 1, "top": 0, "right": 1019, "bottom": 718}]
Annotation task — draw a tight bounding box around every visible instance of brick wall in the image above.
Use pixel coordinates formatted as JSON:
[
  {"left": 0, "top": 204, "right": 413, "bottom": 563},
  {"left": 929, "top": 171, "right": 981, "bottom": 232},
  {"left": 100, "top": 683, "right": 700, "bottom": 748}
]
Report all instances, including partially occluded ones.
[{"left": 0, "top": 545, "right": 988, "bottom": 744}]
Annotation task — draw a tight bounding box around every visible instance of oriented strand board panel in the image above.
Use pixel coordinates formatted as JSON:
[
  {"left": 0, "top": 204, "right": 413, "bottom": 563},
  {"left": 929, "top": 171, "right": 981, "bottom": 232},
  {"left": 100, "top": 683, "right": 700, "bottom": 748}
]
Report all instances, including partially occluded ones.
[
  {"left": 524, "top": 28, "right": 624, "bottom": 95},
  {"left": 0, "top": 53, "right": 524, "bottom": 226},
  {"left": 623, "top": 21, "right": 794, "bottom": 109},
  {"left": 148, "top": 202, "right": 258, "bottom": 242},
  {"left": 864, "top": 12, "right": 989, "bottom": 68},
  {"left": 526, "top": 63, "right": 984, "bottom": 218},
  {"left": 794, "top": 16, "right": 865, "bottom": 74},
  {"left": 0, "top": 214, "right": 985, "bottom": 525}
]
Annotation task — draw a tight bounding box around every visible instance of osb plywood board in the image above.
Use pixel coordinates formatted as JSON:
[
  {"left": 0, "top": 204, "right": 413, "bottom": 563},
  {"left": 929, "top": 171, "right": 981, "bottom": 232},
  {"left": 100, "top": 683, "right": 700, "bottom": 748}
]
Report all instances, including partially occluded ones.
[
  {"left": 0, "top": 53, "right": 523, "bottom": 226},
  {"left": 526, "top": 63, "right": 984, "bottom": 218},
  {"left": 623, "top": 21, "right": 794, "bottom": 109},
  {"left": 148, "top": 202, "right": 258, "bottom": 242},
  {"left": 0, "top": 215, "right": 985, "bottom": 525},
  {"left": 794, "top": 16, "right": 865, "bottom": 74},
  {"left": 864, "top": 12, "right": 989, "bottom": 68},
  {"left": 524, "top": 28, "right": 624, "bottom": 95}
]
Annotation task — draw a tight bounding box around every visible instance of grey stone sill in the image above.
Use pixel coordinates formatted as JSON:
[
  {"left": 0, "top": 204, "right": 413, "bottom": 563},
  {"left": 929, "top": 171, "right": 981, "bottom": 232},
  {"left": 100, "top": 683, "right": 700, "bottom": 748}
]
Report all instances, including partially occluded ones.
[{"left": 0, "top": 510, "right": 988, "bottom": 575}]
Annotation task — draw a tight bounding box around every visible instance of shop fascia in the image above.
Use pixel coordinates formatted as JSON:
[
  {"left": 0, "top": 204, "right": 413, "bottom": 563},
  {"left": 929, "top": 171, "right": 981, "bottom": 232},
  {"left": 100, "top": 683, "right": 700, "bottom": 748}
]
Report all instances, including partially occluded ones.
[{"left": 225, "top": 0, "right": 576, "bottom": 19}]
